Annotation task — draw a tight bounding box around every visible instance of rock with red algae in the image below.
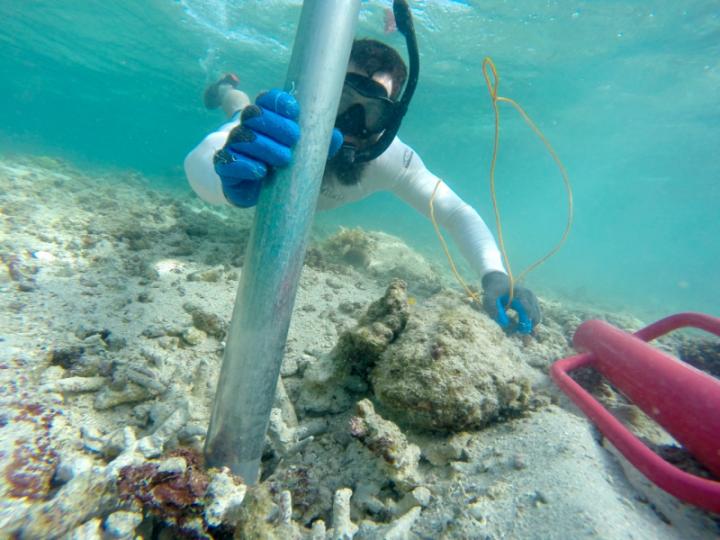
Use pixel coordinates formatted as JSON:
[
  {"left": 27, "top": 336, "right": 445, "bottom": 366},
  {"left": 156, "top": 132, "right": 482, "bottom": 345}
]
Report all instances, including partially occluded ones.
[
  {"left": 117, "top": 448, "right": 209, "bottom": 523},
  {"left": 1, "top": 400, "right": 61, "bottom": 502},
  {"left": 116, "top": 447, "right": 247, "bottom": 537}
]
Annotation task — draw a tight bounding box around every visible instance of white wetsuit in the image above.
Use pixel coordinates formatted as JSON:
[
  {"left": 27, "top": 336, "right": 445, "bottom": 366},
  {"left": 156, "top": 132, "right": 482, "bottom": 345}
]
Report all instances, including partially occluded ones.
[{"left": 184, "top": 118, "right": 506, "bottom": 279}]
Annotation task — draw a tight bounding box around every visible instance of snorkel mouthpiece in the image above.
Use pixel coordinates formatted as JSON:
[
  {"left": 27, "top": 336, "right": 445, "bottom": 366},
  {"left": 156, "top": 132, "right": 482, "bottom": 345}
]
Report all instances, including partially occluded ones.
[{"left": 339, "top": 144, "right": 357, "bottom": 164}]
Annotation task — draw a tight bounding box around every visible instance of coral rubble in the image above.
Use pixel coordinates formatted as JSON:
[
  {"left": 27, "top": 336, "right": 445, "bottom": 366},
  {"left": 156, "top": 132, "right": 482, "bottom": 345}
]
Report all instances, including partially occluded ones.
[{"left": 1, "top": 156, "right": 715, "bottom": 539}]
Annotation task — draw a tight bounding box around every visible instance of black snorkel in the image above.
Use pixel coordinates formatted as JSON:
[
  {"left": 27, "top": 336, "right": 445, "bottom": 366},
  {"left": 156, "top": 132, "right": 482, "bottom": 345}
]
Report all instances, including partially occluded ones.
[{"left": 341, "top": 0, "right": 419, "bottom": 164}]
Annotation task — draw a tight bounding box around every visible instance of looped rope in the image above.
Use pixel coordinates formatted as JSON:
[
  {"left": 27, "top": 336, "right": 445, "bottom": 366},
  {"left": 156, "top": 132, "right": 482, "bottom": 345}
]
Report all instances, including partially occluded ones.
[{"left": 430, "top": 57, "right": 574, "bottom": 308}]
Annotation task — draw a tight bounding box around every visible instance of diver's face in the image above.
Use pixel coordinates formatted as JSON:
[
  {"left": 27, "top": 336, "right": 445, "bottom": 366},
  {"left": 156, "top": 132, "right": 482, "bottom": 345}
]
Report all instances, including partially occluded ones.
[{"left": 338, "top": 63, "right": 394, "bottom": 148}]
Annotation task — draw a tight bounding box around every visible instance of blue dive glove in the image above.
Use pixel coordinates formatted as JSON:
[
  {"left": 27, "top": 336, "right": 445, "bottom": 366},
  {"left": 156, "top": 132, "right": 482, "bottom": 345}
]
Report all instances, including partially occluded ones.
[
  {"left": 213, "top": 89, "right": 344, "bottom": 208},
  {"left": 481, "top": 271, "right": 541, "bottom": 334}
]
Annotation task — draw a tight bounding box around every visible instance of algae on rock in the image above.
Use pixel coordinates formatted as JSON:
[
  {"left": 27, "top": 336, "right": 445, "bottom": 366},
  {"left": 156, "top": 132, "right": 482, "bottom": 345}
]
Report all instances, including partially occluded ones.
[
  {"left": 298, "top": 279, "right": 410, "bottom": 415},
  {"left": 350, "top": 399, "right": 421, "bottom": 491},
  {"left": 319, "top": 227, "right": 442, "bottom": 296},
  {"left": 299, "top": 282, "right": 535, "bottom": 433},
  {"left": 337, "top": 278, "right": 410, "bottom": 377},
  {"left": 371, "top": 293, "right": 534, "bottom": 432},
  {"left": 322, "top": 227, "right": 375, "bottom": 269}
]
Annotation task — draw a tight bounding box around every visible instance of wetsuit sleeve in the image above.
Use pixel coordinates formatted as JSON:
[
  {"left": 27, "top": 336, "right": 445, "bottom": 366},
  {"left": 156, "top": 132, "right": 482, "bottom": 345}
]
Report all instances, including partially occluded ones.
[
  {"left": 387, "top": 144, "right": 506, "bottom": 279},
  {"left": 183, "top": 118, "right": 239, "bottom": 206}
]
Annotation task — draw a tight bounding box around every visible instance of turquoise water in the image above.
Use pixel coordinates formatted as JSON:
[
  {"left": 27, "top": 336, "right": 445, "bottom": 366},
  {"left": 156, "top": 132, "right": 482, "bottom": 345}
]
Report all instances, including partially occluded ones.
[{"left": 1, "top": 1, "right": 718, "bottom": 320}]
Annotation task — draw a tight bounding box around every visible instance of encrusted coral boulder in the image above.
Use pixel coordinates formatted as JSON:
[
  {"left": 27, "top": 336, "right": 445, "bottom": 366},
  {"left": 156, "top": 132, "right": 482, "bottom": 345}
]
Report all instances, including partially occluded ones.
[
  {"left": 297, "top": 279, "right": 409, "bottom": 415},
  {"left": 337, "top": 278, "right": 410, "bottom": 376},
  {"left": 371, "top": 293, "right": 534, "bottom": 431},
  {"left": 350, "top": 399, "right": 421, "bottom": 490},
  {"left": 320, "top": 228, "right": 442, "bottom": 296}
]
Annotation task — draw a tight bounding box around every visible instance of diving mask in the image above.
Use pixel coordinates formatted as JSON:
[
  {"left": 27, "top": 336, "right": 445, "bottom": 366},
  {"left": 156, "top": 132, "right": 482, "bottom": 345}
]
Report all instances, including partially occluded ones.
[{"left": 336, "top": 73, "right": 397, "bottom": 137}]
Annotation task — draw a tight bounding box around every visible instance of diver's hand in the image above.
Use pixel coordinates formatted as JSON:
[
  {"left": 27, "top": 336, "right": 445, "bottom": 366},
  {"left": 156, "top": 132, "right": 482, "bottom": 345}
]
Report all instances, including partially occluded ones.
[
  {"left": 213, "top": 89, "right": 343, "bottom": 208},
  {"left": 481, "top": 271, "right": 541, "bottom": 333},
  {"left": 214, "top": 89, "right": 299, "bottom": 207}
]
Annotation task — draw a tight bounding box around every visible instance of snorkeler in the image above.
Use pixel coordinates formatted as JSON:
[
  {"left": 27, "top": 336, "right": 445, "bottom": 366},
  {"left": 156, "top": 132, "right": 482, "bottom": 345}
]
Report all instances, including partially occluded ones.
[{"left": 183, "top": 6, "right": 541, "bottom": 332}]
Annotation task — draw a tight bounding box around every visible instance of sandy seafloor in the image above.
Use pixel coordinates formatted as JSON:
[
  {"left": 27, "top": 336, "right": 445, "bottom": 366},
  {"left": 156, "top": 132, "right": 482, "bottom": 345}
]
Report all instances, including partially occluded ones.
[{"left": 0, "top": 155, "right": 718, "bottom": 539}]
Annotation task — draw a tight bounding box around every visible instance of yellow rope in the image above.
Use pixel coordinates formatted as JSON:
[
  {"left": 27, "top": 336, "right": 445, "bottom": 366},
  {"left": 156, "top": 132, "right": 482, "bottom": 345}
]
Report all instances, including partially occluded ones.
[
  {"left": 430, "top": 182, "right": 481, "bottom": 303},
  {"left": 429, "top": 57, "right": 574, "bottom": 310}
]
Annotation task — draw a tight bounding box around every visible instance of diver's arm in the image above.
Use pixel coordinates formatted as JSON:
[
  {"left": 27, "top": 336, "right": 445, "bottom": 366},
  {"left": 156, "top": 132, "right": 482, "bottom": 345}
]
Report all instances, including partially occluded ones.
[
  {"left": 184, "top": 118, "right": 240, "bottom": 206},
  {"left": 383, "top": 140, "right": 506, "bottom": 279}
]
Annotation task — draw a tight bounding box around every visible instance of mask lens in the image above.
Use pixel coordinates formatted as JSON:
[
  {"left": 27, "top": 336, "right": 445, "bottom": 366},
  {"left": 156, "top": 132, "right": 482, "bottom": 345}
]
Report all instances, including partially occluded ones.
[
  {"left": 335, "top": 104, "right": 369, "bottom": 137},
  {"left": 344, "top": 73, "right": 389, "bottom": 98},
  {"left": 338, "top": 74, "right": 396, "bottom": 136},
  {"left": 363, "top": 102, "right": 394, "bottom": 133}
]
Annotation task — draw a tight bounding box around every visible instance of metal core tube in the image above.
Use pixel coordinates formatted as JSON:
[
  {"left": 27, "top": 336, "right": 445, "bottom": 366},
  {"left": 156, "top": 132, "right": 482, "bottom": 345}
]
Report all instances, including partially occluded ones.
[{"left": 204, "top": 0, "right": 360, "bottom": 484}]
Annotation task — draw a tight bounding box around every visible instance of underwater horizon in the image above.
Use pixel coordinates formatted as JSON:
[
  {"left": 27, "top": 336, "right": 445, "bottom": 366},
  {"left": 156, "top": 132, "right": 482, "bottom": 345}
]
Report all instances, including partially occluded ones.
[{"left": 1, "top": 0, "right": 719, "bottom": 320}]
